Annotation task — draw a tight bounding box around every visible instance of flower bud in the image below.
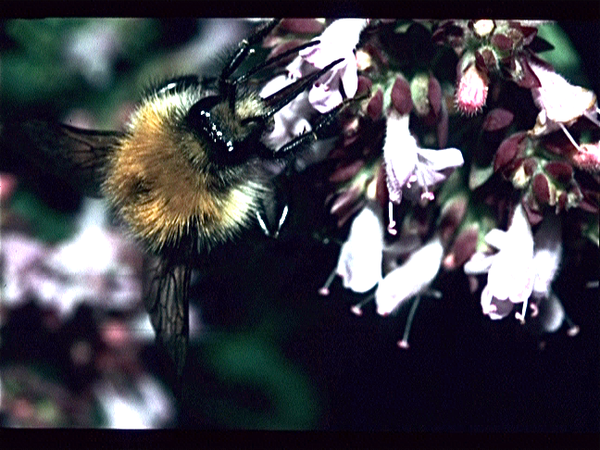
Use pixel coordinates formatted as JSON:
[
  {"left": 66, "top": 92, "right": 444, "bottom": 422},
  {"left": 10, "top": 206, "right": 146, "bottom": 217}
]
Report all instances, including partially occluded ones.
[
  {"left": 391, "top": 75, "right": 413, "bottom": 116},
  {"left": 455, "top": 64, "right": 489, "bottom": 115},
  {"left": 544, "top": 161, "right": 573, "bottom": 184},
  {"left": 367, "top": 88, "right": 383, "bottom": 120},
  {"left": 410, "top": 72, "right": 431, "bottom": 117},
  {"left": 532, "top": 173, "right": 551, "bottom": 205},
  {"left": 494, "top": 132, "right": 527, "bottom": 172},
  {"left": 482, "top": 108, "right": 514, "bottom": 132}
]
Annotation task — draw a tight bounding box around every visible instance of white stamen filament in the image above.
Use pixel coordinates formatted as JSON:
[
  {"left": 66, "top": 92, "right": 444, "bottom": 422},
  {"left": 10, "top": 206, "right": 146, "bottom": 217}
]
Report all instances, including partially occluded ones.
[
  {"left": 387, "top": 202, "right": 397, "bottom": 235},
  {"left": 558, "top": 122, "right": 582, "bottom": 152},
  {"left": 318, "top": 268, "right": 337, "bottom": 296},
  {"left": 564, "top": 314, "right": 580, "bottom": 337},
  {"left": 515, "top": 296, "right": 529, "bottom": 324},
  {"left": 351, "top": 294, "right": 375, "bottom": 316},
  {"left": 397, "top": 295, "right": 422, "bottom": 350}
]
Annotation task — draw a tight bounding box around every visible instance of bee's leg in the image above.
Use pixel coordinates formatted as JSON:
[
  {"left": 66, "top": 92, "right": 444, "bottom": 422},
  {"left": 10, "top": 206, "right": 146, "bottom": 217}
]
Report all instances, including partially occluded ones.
[
  {"left": 274, "top": 99, "right": 350, "bottom": 158},
  {"left": 220, "top": 19, "right": 282, "bottom": 106}
]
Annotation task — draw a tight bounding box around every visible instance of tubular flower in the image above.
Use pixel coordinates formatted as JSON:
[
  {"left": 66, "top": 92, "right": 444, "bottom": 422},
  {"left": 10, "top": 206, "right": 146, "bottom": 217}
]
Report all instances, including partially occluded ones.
[
  {"left": 335, "top": 201, "right": 385, "bottom": 293},
  {"left": 375, "top": 234, "right": 444, "bottom": 316},
  {"left": 529, "top": 61, "right": 599, "bottom": 138},
  {"left": 383, "top": 111, "right": 464, "bottom": 205},
  {"left": 464, "top": 204, "right": 535, "bottom": 320}
]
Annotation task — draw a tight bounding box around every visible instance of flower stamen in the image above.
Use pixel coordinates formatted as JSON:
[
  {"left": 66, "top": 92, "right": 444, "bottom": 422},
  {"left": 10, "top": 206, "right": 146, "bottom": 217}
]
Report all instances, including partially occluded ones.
[
  {"left": 564, "top": 314, "right": 580, "bottom": 337},
  {"left": 529, "top": 302, "right": 539, "bottom": 318},
  {"left": 397, "top": 295, "right": 422, "bottom": 350},
  {"left": 318, "top": 268, "right": 337, "bottom": 296},
  {"left": 387, "top": 202, "right": 397, "bottom": 235},
  {"left": 558, "top": 122, "right": 582, "bottom": 152},
  {"left": 351, "top": 294, "right": 375, "bottom": 316},
  {"left": 515, "top": 296, "right": 529, "bottom": 324}
]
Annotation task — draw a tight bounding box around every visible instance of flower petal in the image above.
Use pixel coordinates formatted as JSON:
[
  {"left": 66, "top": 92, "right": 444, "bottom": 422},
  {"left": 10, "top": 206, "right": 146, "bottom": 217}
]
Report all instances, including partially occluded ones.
[
  {"left": 336, "top": 202, "right": 384, "bottom": 293},
  {"left": 417, "top": 148, "right": 464, "bottom": 172},
  {"left": 375, "top": 235, "right": 444, "bottom": 315}
]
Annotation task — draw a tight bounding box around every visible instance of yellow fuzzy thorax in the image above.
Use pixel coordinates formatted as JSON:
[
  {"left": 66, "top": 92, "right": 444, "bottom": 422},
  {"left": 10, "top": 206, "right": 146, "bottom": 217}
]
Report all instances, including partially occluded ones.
[{"left": 102, "top": 90, "right": 264, "bottom": 253}]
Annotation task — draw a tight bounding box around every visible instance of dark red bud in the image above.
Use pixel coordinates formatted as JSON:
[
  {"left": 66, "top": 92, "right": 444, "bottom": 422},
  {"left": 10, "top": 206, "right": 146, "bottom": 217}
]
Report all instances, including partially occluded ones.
[
  {"left": 448, "top": 227, "right": 479, "bottom": 268},
  {"left": 280, "top": 19, "right": 325, "bottom": 34},
  {"left": 375, "top": 163, "right": 389, "bottom": 208},
  {"left": 515, "top": 57, "right": 541, "bottom": 89},
  {"left": 558, "top": 192, "right": 568, "bottom": 212},
  {"left": 511, "top": 22, "right": 538, "bottom": 46},
  {"left": 391, "top": 75, "right": 413, "bottom": 116},
  {"left": 482, "top": 108, "right": 514, "bottom": 131},
  {"left": 479, "top": 48, "right": 498, "bottom": 70},
  {"left": 494, "top": 132, "right": 527, "bottom": 172},
  {"left": 357, "top": 75, "right": 372, "bottom": 96},
  {"left": 329, "top": 159, "right": 365, "bottom": 183},
  {"left": 523, "top": 158, "right": 538, "bottom": 177},
  {"left": 506, "top": 28, "right": 524, "bottom": 46},
  {"left": 578, "top": 189, "right": 599, "bottom": 213},
  {"left": 367, "top": 88, "right": 383, "bottom": 120},
  {"left": 437, "top": 106, "right": 449, "bottom": 148},
  {"left": 522, "top": 197, "right": 544, "bottom": 226},
  {"left": 544, "top": 161, "right": 573, "bottom": 184},
  {"left": 532, "top": 173, "right": 551, "bottom": 204},
  {"left": 428, "top": 76, "right": 442, "bottom": 116},
  {"left": 491, "top": 33, "right": 513, "bottom": 51},
  {"left": 330, "top": 185, "right": 362, "bottom": 216},
  {"left": 439, "top": 196, "right": 468, "bottom": 243}
]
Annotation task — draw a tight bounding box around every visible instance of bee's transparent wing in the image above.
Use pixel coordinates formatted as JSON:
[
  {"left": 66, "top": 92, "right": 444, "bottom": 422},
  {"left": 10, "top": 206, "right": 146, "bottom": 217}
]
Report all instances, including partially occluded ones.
[
  {"left": 145, "top": 258, "right": 191, "bottom": 376},
  {"left": 1, "top": 119, "right": 123, "bottom": 197}
]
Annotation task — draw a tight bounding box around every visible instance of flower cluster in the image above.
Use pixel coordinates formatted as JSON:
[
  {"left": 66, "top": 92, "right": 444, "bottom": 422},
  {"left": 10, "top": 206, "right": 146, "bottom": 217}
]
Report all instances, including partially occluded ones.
[{"left": 297, "top": 19, "right": 599, "bottom": 348}]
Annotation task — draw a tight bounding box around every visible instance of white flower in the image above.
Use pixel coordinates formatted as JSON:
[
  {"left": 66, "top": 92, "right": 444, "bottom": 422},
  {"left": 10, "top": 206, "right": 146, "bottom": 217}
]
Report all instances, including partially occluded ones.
[
  {"left": 384, "top": 111, "right": 464, "bottom": 204},
  {"left": 464, "top": 204, "right": 535, "bottom": 320},
  {"left": 260, "top": 19, "right": 365, "bottom": 150},
  {"left": 529, "top": 62, "right": 599, "bottom": 137},
  {"left": 94, "top": 375, "right": 174, "bottom": 429},
  {"left": 335, "top": 201, "right": 385, "bottom": 293},
  {"left": 1, "top": 199, "right": 143, "bottom": 320},
  {"left": 296, "top": 19, "right": 365, "bottom": 113},
  {"left": 375, "top": 234, "right": 444, "bottom": 316},
  {"left": 464, "top": 206, "right": 566, "bottom": 326},
  {"left": 531, "top": 213, "right": 562, "bottom": 298}
]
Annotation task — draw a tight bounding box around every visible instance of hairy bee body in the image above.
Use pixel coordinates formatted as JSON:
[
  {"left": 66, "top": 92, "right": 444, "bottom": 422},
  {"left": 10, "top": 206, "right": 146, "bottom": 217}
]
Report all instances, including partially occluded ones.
[
  {"left": 103, "top": 82, "right": 269, "bottom": 256},
  {"left": 2, "top": 19, "right": 349, "bottom": 376}
]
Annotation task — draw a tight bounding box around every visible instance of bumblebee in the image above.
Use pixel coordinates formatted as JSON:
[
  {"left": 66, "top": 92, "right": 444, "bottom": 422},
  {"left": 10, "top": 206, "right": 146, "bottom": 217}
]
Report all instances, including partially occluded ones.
[{"left": 1, "top": 19, "right": 347, "bottom": 375}]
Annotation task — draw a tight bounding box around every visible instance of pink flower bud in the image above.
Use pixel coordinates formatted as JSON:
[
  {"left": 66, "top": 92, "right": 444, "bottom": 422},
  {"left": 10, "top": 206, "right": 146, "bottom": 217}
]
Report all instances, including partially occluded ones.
[{"left": 455, "top": 65, "right": 489, "bottom": 115}]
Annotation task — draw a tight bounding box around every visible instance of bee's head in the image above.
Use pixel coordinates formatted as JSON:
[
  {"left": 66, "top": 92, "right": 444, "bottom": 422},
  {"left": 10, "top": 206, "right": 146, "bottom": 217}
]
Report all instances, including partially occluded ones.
[{"left": 184, "top": 90, "right": 270, "bottom": 168}]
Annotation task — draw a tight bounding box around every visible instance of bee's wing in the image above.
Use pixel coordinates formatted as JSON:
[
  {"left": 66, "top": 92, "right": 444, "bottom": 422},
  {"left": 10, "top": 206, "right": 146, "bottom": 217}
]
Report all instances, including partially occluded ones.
[
  {"left": 144, "top": 258, "right": 191, "bottom": 376},
  {"left": 2, "top": 119, "right": 123, "bottom": 197}
]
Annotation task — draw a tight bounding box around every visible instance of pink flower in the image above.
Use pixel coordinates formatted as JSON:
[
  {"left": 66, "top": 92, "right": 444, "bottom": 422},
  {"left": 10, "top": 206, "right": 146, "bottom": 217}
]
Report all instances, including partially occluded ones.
[
  {"left": 383, "top": 111, "right": 464, "bottom": 205},
  {"left": 1, "top": 199, "right": 143, "bottom": 320},
  {"left": 455, "top": 64, "right": 489, "bottom": 115}
]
